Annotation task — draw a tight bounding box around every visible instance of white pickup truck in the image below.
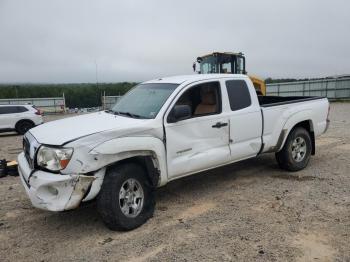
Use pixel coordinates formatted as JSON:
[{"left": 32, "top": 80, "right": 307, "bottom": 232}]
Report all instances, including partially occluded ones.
[{"left": 18, "top": 74, "right": 330, "bottom": 231}]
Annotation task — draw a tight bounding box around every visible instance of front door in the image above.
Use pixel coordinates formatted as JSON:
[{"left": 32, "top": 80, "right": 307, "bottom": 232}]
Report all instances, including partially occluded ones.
[{"left": 164, "top": 81, "right": 230, "bottom": 179}]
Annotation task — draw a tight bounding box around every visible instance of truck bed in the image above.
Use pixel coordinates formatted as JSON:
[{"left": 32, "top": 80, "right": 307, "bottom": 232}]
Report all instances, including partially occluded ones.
[{"left": 258, "top": 96, "right": 324, "bottom": 107}]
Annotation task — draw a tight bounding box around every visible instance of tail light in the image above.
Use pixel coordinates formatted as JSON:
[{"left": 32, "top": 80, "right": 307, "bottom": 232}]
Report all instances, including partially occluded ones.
[{"left": 34, "top": 108, "right": 42, "bottom": 115}]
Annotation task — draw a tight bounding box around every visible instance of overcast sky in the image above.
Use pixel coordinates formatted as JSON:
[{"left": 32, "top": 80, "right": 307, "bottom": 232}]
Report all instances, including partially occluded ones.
[{"left": 0, "top": 0, "right": 349, "bottom": 83}]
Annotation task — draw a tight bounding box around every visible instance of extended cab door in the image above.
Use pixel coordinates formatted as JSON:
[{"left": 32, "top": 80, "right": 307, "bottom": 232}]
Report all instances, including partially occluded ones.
[
  {"left": 164, "top": 81, "right": 230, "bottom": 179},
  {"left": 223, "top": 79, "right": 263, "bottom": 161}
]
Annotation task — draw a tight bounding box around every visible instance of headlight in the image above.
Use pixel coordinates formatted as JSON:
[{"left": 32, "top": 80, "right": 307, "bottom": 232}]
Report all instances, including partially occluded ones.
[{"left": 37, "top": 146, "right": 73, "bottom": 171}]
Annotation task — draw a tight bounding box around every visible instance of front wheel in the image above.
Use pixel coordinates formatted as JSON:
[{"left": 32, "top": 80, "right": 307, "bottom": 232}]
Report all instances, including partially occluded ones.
[
  {"left": 16, "top": 121, "right": 34, "bottom": 135},
  {"left": 97, "top": 163, "right": 155, "bottom": 231},
  {"left": 275, "top": 127, "right": 312, "bottom": 171}
]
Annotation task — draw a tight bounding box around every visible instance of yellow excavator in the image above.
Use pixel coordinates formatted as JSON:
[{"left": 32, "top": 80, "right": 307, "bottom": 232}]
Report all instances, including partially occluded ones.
[{"left": 193, "top": 52, "right": 266, "bottom": 95}]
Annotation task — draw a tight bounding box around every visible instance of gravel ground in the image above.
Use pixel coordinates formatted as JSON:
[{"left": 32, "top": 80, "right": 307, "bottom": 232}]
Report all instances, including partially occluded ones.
[{"left": 0, "top": 103, "right": 349, "bottom": 262}]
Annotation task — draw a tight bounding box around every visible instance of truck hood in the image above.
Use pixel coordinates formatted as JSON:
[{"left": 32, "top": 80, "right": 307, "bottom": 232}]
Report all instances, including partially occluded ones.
[{"left": 29, "top": 111, "right": 145, "bottom": 145}]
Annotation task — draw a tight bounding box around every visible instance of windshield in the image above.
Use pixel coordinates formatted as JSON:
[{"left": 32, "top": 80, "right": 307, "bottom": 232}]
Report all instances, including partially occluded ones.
[
  {"left": 111, "top": 83, "right": 178, "bottom": 119},
  {"left": 200, "top": 56, "right": 219, "bottom": 74},
  {"left": 199, "top": 55, "right": 245, "bottom": 74}
]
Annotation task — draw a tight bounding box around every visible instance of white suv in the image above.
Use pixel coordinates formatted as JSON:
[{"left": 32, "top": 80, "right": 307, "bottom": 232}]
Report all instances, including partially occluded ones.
[{"left": 0, "top": 105, "right": 44, "bottom": 135}]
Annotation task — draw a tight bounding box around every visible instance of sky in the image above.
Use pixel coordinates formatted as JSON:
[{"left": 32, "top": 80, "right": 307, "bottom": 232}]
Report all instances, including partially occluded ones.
[{"left": 0, "top": 0, "right": 349, "bottom": 83}]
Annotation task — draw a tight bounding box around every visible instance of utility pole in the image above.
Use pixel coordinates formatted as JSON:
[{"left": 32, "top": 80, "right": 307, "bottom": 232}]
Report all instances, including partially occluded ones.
[
  {"left": 94, "top": 60, "right": 99, "bottom": 90},
  {"left": 103, "top": 91, "right": 106, "bottom": 110},
  {"left": 95, "top": 60, "right": 99, "bottom": 110},
  {"left": 63, "top": 92, "right": 66, "bottom": 113}
]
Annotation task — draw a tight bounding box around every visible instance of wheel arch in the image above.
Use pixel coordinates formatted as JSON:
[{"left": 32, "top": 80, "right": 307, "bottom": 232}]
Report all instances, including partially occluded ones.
[
  {"left": 15, "top": 119, "right": 35, "bottom": 129},
  {"left": 107, "top": 155, "right": 160, "bottom": 188},
  {"left": 278, "top": 118, "right": 315, "bottom": 155},
  {"left": 90, "top": 136, "right": 168, "bottom": 187},
  {"left": 82, "top": 151, "right": 162, "bottom": 203}
]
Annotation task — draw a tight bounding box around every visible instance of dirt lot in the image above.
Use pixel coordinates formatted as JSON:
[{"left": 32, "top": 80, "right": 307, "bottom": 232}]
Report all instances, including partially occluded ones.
[{"left": 0, "top": 103, "right": 349, "bottom": 262}]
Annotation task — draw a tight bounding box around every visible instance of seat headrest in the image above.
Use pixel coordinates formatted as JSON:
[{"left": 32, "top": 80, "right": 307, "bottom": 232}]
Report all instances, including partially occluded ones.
[{"left": 201, "top": 91, "right": 216, "bottom": 105}]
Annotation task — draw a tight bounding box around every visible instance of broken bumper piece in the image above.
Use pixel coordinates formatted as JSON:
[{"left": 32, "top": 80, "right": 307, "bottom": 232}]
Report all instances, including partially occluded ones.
[{"left": 18, "top": 152, "right": 95, "bottom": 211}]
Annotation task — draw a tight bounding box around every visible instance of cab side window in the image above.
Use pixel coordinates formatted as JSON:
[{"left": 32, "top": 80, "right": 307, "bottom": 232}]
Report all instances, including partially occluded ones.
[
  {"left": 174, "top": 81, "right": 221, "bottom": 118},
  {"left": 226, "top": 80, "right": 251, "bottom": 111},
  {"left": 0, "top": 106, "right": 27, "bottom": 114}
]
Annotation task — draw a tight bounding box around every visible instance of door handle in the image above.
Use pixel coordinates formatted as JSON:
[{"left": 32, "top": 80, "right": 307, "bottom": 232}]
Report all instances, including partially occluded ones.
[{"left": 212, "top": 122, "right": 228, "bottom": 128}]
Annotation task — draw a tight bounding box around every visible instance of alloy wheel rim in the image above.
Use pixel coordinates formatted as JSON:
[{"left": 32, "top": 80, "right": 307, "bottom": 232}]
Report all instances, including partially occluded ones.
[
  {"left": 291, "top": 136, "right": 307, "bottom": 162},
  {"left": 119, "top": 178, "right": 144, "bottom": 218}
]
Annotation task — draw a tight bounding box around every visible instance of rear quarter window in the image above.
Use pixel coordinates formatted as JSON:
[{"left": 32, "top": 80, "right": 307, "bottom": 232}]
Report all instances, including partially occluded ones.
[
  {"left": 225, "top": 80, "right": 252, "bottom": 111},
  {"left": 16, "top": 106, "right": 28, "bottom": 113}
]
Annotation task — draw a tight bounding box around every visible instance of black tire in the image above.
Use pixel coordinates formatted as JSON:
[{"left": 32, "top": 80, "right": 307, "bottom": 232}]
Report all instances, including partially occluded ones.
[
  {"left": 0, "top": 170, "right": 6, "bottom": 178},
  {"left": 0, "top": 159, "right": 7, "bottom": 178},
  {"left": 97, "top": 163, "right": 155, "bottom": 231},
  {"left": 16, "top": 120, "right": 34, "bottom": 135},
  {"left": 275, "top": 127, "right": 312, "bottom": 172},
  {"left": 7, "top": 164, "right": 19, "bottom": 176}
]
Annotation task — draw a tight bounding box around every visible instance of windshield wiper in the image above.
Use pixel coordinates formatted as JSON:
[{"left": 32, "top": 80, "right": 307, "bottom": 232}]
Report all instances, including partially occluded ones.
[{"left": 113, "top": 111, "right": 148, "bottom": 119}]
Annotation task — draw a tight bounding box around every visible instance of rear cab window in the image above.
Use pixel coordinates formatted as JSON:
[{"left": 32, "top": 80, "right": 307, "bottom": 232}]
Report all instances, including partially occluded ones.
[{"left": 225, "top": 80, "right": 252, "bottom": 111}]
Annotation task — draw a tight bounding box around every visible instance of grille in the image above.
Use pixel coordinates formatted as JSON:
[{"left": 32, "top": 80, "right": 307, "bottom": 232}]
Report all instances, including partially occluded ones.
[{"left": 23, "top": 137, "right": 34, "bottom": 169}]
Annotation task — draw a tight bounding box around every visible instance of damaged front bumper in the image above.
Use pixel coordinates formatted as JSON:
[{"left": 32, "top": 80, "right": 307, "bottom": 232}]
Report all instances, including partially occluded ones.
[{"left": 18, "top": 152, "right": 96, "bottom": 211}]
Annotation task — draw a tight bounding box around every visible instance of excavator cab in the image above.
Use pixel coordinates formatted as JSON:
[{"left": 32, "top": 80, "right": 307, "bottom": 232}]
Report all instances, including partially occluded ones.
[
  {"left": 195, "top": 52, "right": 246, "bottom": 74},
  {"left": 194, "top": 52, "right": 266, "bottom": 95}
]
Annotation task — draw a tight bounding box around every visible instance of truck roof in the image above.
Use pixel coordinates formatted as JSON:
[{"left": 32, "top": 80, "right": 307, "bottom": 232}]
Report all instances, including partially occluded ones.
[
  {"left": 144, "top": 74, "right": 248, "bottom": 85},
  {"left": 199, "top": 52, "right": 244, "bottom": 58}
]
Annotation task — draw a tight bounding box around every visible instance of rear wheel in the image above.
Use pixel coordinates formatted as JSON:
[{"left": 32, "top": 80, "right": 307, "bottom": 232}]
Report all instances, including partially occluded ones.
[
  {"left": 275, "top": 127, "right": 312, "bottom": 171},
  {"left": 97, "top": 163, "right": 155, "bottom": 231},
  {"left": 16, "top": 120, "right": 34, "bottom": 135}
]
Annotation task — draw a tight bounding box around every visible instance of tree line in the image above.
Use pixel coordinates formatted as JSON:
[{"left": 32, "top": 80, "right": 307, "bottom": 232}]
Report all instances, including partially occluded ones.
[
  {"left": 0, "top": 77, "right": 329, "bottom": 108},
  {"left": 0, "top": 83, "right": 137, "bottom": 108},
  {"left": 265, "top": 77, "right": 338, "bottom": 84}
]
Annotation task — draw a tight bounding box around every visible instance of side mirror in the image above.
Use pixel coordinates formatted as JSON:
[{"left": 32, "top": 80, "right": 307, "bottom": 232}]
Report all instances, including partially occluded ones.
[
  {"left": 168, "top": 105, "right": 191, "bottom": 123},
  {"left": 193, "top": 61, "right": 201, "bottom": 74}
]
